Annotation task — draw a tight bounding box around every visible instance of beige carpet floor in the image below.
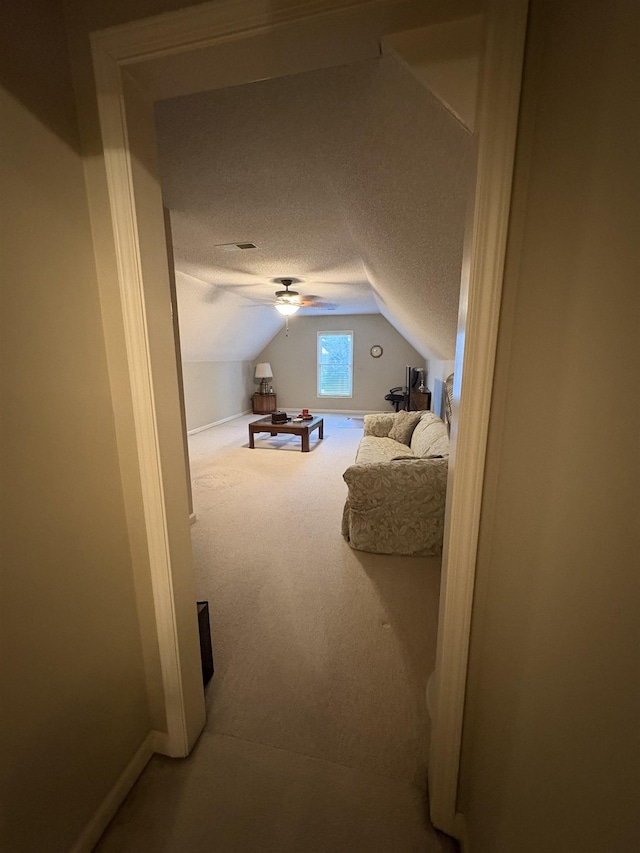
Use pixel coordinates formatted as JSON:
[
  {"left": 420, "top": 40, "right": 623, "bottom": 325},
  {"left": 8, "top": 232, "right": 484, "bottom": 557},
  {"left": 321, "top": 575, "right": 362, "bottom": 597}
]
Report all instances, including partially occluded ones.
[
  {"left": 96, "top": 414, "right": 453, "bottom": 852},
  {"left": 338, "top": 415, "right": 365, "bottom": 428}
]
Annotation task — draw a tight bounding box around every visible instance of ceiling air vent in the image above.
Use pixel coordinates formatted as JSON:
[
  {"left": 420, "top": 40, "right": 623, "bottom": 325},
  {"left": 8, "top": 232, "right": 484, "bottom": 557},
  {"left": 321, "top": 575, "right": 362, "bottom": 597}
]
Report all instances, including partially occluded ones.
[{"left": 214, "top": 242, "right": 259, "bottom": 251}]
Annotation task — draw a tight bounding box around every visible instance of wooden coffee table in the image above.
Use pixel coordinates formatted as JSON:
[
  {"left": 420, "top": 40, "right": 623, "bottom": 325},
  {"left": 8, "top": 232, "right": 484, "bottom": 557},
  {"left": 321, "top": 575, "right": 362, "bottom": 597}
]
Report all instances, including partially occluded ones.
[{"left": 248, "top": 415, "right": 324, "bottom": 452}]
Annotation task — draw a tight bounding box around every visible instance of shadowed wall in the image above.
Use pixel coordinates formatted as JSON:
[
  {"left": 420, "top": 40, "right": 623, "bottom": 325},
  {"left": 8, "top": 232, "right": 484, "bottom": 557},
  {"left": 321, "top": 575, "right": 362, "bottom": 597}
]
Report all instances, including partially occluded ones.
[
  {"left": 0, "top": 1, "right": 150, "bottom": 850},
  {"left": 459, "top": 0, "right": 640, "bottom": 849}
]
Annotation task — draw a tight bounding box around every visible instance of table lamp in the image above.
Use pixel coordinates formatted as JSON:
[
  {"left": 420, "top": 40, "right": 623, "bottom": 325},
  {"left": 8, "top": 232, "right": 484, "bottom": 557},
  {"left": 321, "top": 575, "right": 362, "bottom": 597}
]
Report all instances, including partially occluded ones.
[{"left": 254, "top": 362, "right": 273, "bottom": 394}]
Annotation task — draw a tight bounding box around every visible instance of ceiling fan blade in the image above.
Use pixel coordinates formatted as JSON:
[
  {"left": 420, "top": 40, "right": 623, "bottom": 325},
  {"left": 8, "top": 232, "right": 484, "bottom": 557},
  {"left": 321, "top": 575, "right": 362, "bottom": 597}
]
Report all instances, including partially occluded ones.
[
  {"left": 240, "top": 304, "right": 279, "bottom": 309},
  {"left": 196, "top": 276, "right": 339, "bottom": 311},
  {"left": 298, "top": 294, "right": 337, "bottom": 307},
  {"left": 304, "top": 302, "right": 338, "bottom": 310}
]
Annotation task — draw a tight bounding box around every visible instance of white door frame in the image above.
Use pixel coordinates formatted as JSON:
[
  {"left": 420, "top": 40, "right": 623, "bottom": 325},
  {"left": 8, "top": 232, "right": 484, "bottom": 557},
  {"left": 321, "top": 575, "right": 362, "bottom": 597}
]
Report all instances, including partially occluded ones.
[
  {"left": 89, "top": 0, "right": 527, "bottom": 835},
  {"left": 428, "top": 2, "right": 528, "bottom": 837}
]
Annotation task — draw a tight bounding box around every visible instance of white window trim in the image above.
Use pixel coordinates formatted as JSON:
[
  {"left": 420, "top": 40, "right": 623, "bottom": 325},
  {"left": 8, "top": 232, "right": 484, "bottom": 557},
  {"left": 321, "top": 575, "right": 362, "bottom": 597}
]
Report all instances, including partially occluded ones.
[{"left": 317, "top": 330, "right": 353, "bottom": 398}]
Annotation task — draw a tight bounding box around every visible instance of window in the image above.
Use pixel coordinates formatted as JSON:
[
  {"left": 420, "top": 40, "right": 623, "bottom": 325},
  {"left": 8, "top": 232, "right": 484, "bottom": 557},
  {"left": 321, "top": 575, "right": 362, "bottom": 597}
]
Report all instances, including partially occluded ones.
[{"left": 317, "top": 331, "right": 353, "bottom": 397}]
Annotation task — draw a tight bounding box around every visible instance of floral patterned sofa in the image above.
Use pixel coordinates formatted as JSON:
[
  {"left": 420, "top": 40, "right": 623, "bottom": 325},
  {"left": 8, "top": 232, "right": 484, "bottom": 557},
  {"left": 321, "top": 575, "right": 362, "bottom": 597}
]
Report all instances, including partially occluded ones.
[{"left": 341, "top": 411, "right": 450, "bottom": 556}]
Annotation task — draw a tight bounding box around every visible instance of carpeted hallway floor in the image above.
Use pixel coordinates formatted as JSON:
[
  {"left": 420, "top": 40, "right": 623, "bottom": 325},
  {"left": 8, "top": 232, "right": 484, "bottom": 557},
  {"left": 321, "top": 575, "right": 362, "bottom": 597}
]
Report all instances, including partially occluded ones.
[{"left": 96, "top": 413, "right": 454, "bottom": 852}]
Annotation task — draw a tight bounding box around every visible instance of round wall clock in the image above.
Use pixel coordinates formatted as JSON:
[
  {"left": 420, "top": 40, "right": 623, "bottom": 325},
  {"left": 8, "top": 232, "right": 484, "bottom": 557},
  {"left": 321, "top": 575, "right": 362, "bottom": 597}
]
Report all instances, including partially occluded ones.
[{"left": 370, "top": 345, "right": 383, "bottom": 358}]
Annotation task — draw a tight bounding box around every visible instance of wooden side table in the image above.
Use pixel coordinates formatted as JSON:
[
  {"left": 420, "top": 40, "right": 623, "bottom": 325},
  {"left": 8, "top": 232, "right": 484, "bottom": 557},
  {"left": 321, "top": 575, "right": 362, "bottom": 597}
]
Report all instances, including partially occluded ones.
[
  {"left": 409, "top": 390, "right": 432, "bottom": 411},
  {"left": 252, "top": 392, "right": 277, "bottom": 414}
]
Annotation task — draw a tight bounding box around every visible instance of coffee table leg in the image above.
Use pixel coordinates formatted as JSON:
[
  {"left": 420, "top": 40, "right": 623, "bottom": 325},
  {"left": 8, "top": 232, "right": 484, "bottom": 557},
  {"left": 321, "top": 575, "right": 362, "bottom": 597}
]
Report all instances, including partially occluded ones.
[
  {"left": 301, "top": 431, "right": 309, "bottom": 452},
  {"left": 249, "top": 428, "right": 255, "bottom": 448},
  {"left": 319, "top": 420, "right": 324, "bottom": 439}
]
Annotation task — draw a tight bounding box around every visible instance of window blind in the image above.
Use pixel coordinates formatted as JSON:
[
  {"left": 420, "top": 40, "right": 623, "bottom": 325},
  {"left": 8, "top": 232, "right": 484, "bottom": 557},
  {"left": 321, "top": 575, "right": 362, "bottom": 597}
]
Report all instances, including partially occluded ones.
[{"left": 317, "top": 332, "right": 353, "bottom": 397}]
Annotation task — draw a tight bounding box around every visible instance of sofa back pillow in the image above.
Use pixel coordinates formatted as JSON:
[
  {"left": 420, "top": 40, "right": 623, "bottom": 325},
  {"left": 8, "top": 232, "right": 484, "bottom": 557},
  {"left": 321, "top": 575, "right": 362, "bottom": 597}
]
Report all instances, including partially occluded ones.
[
  {"left": 410, "top": 412, "right": 450, "bottom": 458},
  {"left": 387, "top": 410, "right": 423, "bottom": 445}
]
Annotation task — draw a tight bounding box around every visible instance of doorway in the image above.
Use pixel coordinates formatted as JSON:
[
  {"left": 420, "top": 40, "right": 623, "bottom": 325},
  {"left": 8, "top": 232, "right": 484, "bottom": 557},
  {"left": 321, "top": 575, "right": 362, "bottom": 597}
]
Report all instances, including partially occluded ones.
[{"left": 87, "top": 0, "right": 527, "bottom": 838}]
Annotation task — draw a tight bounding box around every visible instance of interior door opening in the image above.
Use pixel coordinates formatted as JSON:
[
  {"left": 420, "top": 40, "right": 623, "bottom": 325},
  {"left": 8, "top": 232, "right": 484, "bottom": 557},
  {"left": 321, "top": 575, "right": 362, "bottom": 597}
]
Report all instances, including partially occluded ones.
[{"left": 89, "top": 0, "right": 527, "bottom": 840}]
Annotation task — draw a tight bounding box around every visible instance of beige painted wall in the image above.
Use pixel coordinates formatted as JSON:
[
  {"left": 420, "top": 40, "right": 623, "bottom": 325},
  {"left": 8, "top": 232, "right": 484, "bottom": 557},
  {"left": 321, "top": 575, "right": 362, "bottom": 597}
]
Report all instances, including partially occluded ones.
[
  {"left": 383, "top": 15, "right": 482, "bottom": 132},
  {"left": 256, "top": 314, "right": 426, "bottom": 412},
  {"left": 429, "top": 359, "right": 455, "bottom": 419},
  {"left": 0, "top": 3, "right": 150, "bottom": 850},
  {"left": 182, "top": 361, "right": 255, "bottom": 431},
  {"left": 458, "top": 1, "right": 640, "bottom": 850}
]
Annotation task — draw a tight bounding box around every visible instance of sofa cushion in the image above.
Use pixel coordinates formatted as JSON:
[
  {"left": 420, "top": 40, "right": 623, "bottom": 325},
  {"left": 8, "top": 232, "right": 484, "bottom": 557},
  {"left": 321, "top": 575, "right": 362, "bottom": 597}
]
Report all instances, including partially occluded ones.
[
  {"left": 410, "top": 412, "right": 450, "bottom": 458},
  {"left": 387, "top": 410, "right": 423, "bottom": 445},
  {"left": 363, "top": 413, "right": 396, "bottom": 437},
  {"left": 355, "top": 436, "right": 414, "bottom": 465}
]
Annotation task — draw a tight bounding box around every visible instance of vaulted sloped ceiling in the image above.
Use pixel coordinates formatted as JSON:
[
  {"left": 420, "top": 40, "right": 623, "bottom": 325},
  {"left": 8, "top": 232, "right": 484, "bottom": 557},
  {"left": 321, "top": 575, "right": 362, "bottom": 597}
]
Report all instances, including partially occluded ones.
[
  {"left": 174, "top": 270, "right": 283, "bottom": 362},
  {"left": 155, "top": 51, "right": 473, "bottom": 363}
]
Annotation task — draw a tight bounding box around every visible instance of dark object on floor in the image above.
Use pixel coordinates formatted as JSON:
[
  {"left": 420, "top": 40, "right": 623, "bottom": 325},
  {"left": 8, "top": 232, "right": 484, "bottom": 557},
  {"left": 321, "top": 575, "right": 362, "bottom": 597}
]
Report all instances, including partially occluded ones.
[
  {"left": 385, "top": 366, "right": 423, "bottom": 411},
  {"left": 409, "top": 388, "right": 432, "bottom": 411},
  {"left": 252, "top": 392, "right": 277, "bottom": 414},
  {"left": 385, "top": 387, "right": 407, "bottom": 412},
  {"left": 197, "top": 601, "right": 214, "bottom": 685}
]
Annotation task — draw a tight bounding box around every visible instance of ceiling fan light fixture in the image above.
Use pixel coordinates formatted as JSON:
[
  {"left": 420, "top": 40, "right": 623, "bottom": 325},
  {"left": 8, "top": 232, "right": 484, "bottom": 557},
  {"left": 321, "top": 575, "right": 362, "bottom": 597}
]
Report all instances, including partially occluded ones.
[
  {"left": 274, "top": 279, "right": 300, "bottom": 315},
  {"left": 275, "top": 302, "right": 300, "bottom": 316}
]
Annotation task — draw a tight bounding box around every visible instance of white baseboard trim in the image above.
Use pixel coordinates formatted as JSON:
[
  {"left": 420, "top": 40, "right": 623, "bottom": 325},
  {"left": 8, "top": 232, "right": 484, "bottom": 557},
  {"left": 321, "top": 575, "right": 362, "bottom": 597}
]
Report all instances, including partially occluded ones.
[
  {"left": 151, "top": 728, "right": 171, "bottom": 755},
  {"left": 284, "top": 408, "right": 385, "bottom": 415},
  {"left": 187, "top": 409, "right": 252, "bottom": 434},
  {"left": 188, "top": 409, "right": 388, "bottom": 432},
  {"left": 70, "top": 730, "right": 163, "bottom": 853}
]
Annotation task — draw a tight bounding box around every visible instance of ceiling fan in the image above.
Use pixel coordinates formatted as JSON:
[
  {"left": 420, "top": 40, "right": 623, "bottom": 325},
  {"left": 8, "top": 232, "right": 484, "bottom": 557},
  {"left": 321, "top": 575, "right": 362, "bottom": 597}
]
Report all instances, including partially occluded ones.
[
  {"left": 274, "top": 279, "right": 302, "bottom": 315},
  {"left": 240, "top": 278, "right": 337, "bottom": 313}
]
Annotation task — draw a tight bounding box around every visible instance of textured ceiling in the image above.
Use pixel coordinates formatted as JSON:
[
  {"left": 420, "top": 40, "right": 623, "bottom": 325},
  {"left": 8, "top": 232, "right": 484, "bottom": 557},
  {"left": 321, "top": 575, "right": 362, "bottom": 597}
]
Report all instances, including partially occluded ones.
[
  {"left": 155, "top": 52, "right": 473, "bottom": 363},
  {"left": 173, "top": 271, "right": 283, "bottom": 362}
]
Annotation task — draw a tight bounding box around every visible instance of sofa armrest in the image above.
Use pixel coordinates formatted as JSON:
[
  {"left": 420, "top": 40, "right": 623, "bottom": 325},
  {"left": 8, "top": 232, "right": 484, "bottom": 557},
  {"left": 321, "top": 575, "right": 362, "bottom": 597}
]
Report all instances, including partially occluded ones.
[
  {"left": 343, "top": 458, "right": 448, "bottom": 502},
  {"left": 363, "top": 413, "right": 396, "bottom": 437},
  {"left": 342, "top": 458, "right": 449, "bottom": 556}
]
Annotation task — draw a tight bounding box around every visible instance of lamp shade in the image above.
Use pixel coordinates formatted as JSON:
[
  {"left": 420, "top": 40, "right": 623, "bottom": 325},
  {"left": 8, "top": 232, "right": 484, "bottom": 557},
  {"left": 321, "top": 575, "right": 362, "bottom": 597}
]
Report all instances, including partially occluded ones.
[
  {"left": 275, "top": 302, "right": 300, "bottom": 316},
  {"left": 254, "top": 362, "right": 273, "bottom": 379}
]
